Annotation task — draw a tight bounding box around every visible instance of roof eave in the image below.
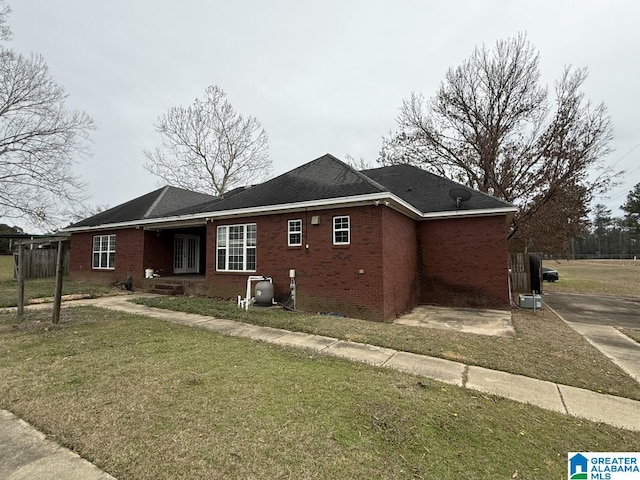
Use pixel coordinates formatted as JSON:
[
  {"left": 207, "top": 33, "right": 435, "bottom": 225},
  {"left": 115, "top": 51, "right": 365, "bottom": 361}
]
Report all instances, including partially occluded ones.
[
  {"left": 420, "top": 207, "right": 518, "bottom": 220},
  {"left": 61, "top": 193, "right": 516, "bottom": 233},
  {"left": 61, "top": 216, "right": 209, "bottom": 233},
  {"left": 61, "top": 193, "right": 400, "bottom": 232}
]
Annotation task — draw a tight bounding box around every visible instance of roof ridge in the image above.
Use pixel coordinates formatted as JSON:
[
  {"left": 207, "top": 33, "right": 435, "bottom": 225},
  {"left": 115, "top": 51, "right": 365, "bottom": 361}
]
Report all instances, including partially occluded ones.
[
  {"left": 143, "top": 185, "right": 170, "bottom": 219},
  {"left": 320, "top": 154, "right": 389, "bottom": 193}
]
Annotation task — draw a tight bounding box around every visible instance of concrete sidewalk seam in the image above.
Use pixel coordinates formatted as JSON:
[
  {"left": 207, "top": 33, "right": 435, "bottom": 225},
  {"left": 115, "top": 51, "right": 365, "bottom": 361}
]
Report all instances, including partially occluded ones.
[
  {"left": 318, "top": 338, "right": 340, "bottom": 352},
  {"left": 556, "top": 383, "right": 569, "bottom": 415},
  {"left": 379, "top": 350, "right": 399, "bottom": 367}
]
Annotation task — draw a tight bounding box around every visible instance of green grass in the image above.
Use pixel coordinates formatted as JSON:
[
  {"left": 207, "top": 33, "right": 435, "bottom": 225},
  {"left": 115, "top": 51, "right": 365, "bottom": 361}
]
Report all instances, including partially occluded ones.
[
  {"left": 0, "top": 254, "right": 13, "bottom": 280},
  {"left": 1, "top": 307, "right": 638, "bottom": 480},
  {"left": 0, "top": 255, "right": 115, "bottom": 307},
  {"left": 0, "top": 277, "right": 116, "bottom": 308},
  {"left": 132, "top": 296, "right": 640, "bottom": 401},
  {"left": 543, "top": 259, "right": 640, "bottom": 298}
]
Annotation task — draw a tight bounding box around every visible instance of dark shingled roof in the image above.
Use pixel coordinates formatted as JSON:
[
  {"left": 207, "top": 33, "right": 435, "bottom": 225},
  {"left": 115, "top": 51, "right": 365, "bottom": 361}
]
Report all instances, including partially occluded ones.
[
  {"left": 182, "top": 155, "right": 512, "bottom": 215},
  {"left": 362, "top": 164, "right": 514, "bottom": 213},
  {"left": 70, "top": 186, "right": 218, "bottom": 228},
  {"left": 68, "top": 154, "right": 514, "bottom": 229},
  {"left": 176, "top": 153, "right": 387, "bottom": 215}
]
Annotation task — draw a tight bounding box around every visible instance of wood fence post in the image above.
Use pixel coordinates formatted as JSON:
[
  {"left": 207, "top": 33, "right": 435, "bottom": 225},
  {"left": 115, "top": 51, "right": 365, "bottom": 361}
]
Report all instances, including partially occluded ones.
[
  {"left": 17, "top": 243, "right": 25, "bottom": 317},
  {"left": 52, "top": 240, "right": 65, "bottom": 324}
]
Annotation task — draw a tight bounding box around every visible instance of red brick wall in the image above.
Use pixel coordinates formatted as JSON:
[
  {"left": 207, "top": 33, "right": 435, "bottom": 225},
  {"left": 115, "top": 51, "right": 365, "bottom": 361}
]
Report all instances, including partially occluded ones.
[
  {"left": 381, "top": 209, "right": 418, "bottom": 318},
  {"left": 69, "top": 210, "right": 510, "bottom": 319},
  {"left": 69, "top": 228, "right": 145, "bottom": 283},
  {"left": 206, "top": 205, "right": 390, "bottom": 320},
  {"left": 418, "top": 215, "right": 510, "bottom": 309},
  {"left": 69, "top": 231, "right": 105, "bottom": 281},
  {"left": 142, "top": 230, "right": 174, "bottom": 276}
]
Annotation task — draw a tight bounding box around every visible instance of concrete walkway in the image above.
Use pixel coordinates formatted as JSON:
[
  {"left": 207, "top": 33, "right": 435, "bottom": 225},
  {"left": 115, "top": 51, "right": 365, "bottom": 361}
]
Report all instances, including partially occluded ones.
[
  {"left": 544, "top": 295, "right": 640, "bottom": 384},
  {"left": 0, "top": 410, "right": 115, "bottom": 480},
  {"left": 40, "top": 294, "right": 640, "bottom": 432},
  {"left": 3, "top": 294, "right": 640, "bottom": 479},
  {"left": 556, "top": 313, "right": 640, "bottom": 384}
]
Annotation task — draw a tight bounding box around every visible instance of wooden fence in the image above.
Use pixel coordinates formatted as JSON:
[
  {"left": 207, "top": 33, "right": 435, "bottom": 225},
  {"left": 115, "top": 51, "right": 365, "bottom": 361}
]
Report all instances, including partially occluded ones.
[
  {"left": 509, "top": 252, "right": 542, "bottom": 293},
  {"left": 13, "top": 247, "right": 69, "bottom": 279}
]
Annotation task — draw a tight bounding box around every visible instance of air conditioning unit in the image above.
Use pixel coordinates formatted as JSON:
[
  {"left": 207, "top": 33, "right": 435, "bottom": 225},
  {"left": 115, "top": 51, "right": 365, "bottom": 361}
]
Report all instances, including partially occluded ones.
[{"left": 519, "top": 294, "right": 542, "bottom": 309}]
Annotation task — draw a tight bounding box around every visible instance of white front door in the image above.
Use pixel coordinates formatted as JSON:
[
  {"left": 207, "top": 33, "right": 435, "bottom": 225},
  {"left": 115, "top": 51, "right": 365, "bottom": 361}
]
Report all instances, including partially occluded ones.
[{"left": 174, "top": 234, "right": 200, "bottom": 274}]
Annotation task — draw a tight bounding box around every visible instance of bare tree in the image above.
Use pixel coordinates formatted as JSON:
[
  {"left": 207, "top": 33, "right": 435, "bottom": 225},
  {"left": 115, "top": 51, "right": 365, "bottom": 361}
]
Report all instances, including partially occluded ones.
[
  {"left": 144, "top": 85, "right": 271, "bottom": 196},
  {"left": 68, "top": 203, "right": 110, "bottom": 224},
  {"left": 0, "top": 3, "right": 94, "bottom": 229},
  {"left": 380, "top": 34, "right": 614, "bottom": 252},
  {"left": 0, "top": 2, "right": 10, "bottom": 42},
  {"left": 344, "top": 153, "right": 376, "bottom": 171}
]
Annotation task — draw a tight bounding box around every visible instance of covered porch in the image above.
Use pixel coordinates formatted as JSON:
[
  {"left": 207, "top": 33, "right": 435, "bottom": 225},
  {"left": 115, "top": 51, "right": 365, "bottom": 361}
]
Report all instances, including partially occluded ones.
[{"left": 142, "top": 224, "right": 207, "bottom": 278}]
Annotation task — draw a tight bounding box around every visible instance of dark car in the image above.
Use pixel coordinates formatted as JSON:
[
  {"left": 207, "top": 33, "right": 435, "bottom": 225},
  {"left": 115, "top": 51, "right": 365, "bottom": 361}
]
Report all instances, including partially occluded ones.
[{"left": 542, "top": 266, "right": 559, "bottom": 282}]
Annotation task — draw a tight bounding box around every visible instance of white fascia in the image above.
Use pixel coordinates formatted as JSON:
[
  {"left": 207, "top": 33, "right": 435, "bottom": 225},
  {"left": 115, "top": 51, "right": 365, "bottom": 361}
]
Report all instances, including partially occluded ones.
[
  {"left": 420, "top": 206, "right": 517, "bottom": 219},
  {"left": 61, "top": 193, "right": 402, "bottom": 233},
  {"left": 61, "top": 192, "right": 516, "bottom": 233}
]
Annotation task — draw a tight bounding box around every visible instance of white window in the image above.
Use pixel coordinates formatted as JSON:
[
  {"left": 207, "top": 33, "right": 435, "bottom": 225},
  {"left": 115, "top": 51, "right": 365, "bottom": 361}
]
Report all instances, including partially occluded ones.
[
  {"left": 217, "top": 223, "right": 256, "bottom": 271},
  {"left": 288, "top": 219, "right": 302, "bottom": 246},
  {"left": 333, "top": 216, "right": 350, "bottom": 245},
  {"left": 92, "top": 234, "right": 116, "bottom": 269}
]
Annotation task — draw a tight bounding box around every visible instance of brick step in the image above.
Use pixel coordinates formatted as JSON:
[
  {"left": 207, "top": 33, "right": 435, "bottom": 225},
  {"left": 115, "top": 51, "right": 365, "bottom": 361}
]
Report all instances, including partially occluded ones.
[{"left": 150, "top": 284, "right": 184, "bottom": 295}]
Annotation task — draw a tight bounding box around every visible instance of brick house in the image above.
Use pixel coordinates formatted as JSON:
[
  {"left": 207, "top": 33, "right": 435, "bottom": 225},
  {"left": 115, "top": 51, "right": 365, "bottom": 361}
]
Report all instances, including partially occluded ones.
[{"left": 65, "top": 154, "right": 516, "bottom": 321}]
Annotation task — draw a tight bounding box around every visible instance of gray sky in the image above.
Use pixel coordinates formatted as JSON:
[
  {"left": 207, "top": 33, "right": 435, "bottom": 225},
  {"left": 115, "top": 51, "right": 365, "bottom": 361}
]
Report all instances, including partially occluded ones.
[{"left": 8, "top": 1, "right": 640, "bottom": 230}]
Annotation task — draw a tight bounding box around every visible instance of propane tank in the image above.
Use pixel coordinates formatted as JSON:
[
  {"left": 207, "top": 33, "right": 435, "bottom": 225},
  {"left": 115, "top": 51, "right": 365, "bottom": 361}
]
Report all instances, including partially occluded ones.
[{"left": 254, "top": 280, "right": 274, "bottom": 306}]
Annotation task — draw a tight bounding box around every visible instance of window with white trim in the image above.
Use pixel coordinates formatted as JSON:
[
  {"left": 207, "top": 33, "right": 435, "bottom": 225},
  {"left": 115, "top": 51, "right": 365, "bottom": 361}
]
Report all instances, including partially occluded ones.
[
  {"left": 288, "top": 219, "right": 302, "bottom": 246},
  {"left": 217, "top": 223, "right": 256, "bottom": 271},
  {"left": 333, "top": 216, "right": 350, "bottom": 245},
  {"left": 92, "top": 234, "right": 116, "bottom": 269}
]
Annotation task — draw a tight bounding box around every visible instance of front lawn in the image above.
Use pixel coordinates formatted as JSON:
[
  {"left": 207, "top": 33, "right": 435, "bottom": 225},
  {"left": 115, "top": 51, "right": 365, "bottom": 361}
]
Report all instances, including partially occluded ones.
[
  {"left": 133, "top": 296, "right": 640, "bottom": 401},
  {"left": 1, "top": 307, "right": 638, "bottom": 480}
]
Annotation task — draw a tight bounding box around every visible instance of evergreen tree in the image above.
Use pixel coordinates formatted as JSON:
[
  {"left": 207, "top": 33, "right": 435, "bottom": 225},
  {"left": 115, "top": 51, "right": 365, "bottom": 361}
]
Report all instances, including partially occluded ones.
[{"left": 621, "top": 183, "right": 640, "bottom": 234}]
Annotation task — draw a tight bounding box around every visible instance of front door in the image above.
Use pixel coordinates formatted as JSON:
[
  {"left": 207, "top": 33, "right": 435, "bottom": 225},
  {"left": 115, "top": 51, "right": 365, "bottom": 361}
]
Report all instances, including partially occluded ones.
[{"left": 174, "top": 234, "right": 200, "bottom": 274}]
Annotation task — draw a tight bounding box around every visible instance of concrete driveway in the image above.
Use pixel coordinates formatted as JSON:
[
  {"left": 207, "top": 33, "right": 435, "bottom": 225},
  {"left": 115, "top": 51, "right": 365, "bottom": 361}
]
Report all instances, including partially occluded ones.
[
  {"left": 543, "top": 293, "right": 640, "bottom": 329},
  {"left": 544, "top": 293, "right": 640, "bottom": 383}
]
